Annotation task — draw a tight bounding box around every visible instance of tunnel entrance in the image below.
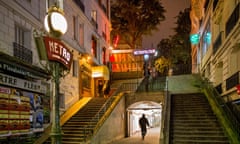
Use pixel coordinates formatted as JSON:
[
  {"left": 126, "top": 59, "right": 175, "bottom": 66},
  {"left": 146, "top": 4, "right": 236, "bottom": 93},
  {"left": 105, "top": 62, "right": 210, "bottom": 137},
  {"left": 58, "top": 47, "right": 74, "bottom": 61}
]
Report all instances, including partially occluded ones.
[{"left": 127, "top": 101, "right": 162, "bottom": 137}]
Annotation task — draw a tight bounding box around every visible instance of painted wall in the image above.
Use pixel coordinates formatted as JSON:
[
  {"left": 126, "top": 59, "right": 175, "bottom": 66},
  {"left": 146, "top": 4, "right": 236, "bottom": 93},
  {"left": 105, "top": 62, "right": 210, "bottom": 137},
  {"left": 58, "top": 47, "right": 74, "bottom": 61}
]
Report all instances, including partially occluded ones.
[{"left": 90, "top": 96, "right": 126, "bottom": 144}]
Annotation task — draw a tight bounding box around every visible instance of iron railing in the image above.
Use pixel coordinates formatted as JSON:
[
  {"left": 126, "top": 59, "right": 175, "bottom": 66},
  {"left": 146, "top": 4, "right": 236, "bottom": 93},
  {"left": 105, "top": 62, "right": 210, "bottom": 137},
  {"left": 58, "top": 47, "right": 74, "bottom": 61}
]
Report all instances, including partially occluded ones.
[
  {"left": 136, "top": 76, "right": 167, "bottom": 92},
  {"left": 160, "top": 78, "right": 170, "bottom": 144},
  {"left": 83, "top": 82, "right": 140, "bottom": 141},
  {"left": 83, "top": 77, "right": 168, "bottom": 142},
  {"left": 13, "top": 42, "right": 32, "bottom": 64},
  {"left": 201, "top": 76, "right": 240, "bottom": 142}
]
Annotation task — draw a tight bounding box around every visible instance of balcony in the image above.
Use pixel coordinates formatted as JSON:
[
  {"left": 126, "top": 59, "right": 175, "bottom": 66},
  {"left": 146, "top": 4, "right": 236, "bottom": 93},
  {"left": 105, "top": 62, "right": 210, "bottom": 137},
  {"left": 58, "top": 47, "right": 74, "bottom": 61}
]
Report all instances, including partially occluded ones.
[{"left": 13, "top": 42, "right": 32, "bottom": 64}]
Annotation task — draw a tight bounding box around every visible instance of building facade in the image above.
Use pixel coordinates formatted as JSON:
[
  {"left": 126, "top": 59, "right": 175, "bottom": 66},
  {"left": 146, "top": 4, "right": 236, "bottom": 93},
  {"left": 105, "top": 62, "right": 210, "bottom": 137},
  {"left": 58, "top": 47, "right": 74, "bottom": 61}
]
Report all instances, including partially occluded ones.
[
  {"left": 190, "top": 0, "right": 240, "bottom": 104},
  {"left": 0, "top": 0, "right": 110, "bottom": 139}
]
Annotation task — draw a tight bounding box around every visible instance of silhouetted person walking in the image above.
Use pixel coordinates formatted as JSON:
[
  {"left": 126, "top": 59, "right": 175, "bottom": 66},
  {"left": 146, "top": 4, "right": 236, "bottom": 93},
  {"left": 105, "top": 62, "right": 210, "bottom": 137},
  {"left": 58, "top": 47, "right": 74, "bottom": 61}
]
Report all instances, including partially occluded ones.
[{"left": 139, "top": 114, "right": 150, "bottom": 140}]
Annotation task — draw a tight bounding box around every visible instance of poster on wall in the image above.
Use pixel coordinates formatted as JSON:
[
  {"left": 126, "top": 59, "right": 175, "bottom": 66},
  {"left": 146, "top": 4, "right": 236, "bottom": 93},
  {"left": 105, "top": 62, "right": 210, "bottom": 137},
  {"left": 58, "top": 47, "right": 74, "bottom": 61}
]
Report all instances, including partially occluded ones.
[{"left": 0, "top": 86, "right": 50, "bottom": 136}]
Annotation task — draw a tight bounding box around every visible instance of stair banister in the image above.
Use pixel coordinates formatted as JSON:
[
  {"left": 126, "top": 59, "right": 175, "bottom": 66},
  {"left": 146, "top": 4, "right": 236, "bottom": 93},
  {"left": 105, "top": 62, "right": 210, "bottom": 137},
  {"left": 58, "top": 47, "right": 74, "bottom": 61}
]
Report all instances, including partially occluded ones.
[{"left": 201, "top": 76, "right": 240, "bottom": 143}]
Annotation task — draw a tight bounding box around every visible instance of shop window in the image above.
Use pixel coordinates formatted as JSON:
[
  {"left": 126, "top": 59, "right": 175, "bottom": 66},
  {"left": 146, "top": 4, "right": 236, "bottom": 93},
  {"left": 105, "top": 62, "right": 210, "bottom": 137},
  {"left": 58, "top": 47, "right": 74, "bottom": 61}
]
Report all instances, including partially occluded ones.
[{"left": 82, "top": 72, "right": 91, "bottom": 89}]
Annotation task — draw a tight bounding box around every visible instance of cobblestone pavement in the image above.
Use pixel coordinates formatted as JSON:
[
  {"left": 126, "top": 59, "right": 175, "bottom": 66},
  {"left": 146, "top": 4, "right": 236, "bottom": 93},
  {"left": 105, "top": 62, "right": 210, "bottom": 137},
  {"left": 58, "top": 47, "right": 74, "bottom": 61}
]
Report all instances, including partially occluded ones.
[{"left": 108, "top": 127, "right": 160, "bottom": 144}]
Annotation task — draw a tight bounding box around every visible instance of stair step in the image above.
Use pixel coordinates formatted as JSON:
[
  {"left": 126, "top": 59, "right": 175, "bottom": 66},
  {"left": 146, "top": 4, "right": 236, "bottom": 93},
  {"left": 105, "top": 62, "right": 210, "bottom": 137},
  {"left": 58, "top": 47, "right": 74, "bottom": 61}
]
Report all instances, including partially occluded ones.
[
  {"left": 171, "top": 134, "right": 228, "bottom": 140},
  {"left": 172, "top": 129, "right": 225, "bottom": 135},
  {"left": 170, "top": 94, "right": 230, "bottom": 144},
  {"left": 171, "top": 139, "right": 230, "bottom": 144},
  {"left": 60, "top": 97, "right": 110, "bottom": 143}
]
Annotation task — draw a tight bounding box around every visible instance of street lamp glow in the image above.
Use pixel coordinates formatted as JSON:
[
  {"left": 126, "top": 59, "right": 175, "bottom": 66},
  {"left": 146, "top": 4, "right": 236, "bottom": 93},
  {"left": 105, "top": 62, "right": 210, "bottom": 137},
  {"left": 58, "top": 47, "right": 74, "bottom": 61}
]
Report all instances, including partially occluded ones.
[{"left": 44, "top": 6, "right": 68, "bottom": 37}]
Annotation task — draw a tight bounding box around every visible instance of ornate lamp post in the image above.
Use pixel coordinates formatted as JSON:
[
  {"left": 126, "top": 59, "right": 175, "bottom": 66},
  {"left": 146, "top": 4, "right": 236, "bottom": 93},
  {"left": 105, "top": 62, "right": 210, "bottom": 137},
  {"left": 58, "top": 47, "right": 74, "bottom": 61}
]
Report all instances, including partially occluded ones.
[{"left": 44, "top": 5, "right": 68, "bottom": 144}]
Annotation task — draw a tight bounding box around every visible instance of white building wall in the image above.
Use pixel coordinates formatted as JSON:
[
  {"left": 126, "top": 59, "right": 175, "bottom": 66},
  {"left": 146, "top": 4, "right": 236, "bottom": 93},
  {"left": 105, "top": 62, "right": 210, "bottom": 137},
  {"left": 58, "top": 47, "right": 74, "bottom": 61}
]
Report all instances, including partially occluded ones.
[
  {"left": 0, "top": 0, "right": 111, "bottom": 112},
  {"left": 198, "top": 0, "right": 240, "bottom": 100}
]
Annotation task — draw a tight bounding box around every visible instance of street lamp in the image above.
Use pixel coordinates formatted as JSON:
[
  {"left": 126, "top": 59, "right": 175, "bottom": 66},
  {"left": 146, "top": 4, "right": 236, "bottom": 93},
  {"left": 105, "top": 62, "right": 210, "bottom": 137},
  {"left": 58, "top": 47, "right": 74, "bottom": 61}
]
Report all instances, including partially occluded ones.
[
  {"left": 44, "top": 6, "right": 67, "bottom": 38},
  {"left": 44, "top": 5, "right": 68, "bottom": 144}
]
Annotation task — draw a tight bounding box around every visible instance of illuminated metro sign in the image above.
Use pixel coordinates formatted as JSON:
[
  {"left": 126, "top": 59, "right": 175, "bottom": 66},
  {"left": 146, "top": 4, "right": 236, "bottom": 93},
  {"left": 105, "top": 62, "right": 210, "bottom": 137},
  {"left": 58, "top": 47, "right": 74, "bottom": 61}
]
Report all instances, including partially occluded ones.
[
  {"left": 133, "top": 49, "right": 156, "bottom": 55},
  {"left": 43, "top": 36, "right": 73, "bottom": 70}
]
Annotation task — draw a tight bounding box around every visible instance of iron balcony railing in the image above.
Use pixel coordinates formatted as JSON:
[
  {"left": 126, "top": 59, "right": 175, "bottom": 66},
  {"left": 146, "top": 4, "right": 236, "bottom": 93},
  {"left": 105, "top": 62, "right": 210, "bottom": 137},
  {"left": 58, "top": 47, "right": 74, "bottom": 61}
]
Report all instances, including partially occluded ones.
[{"left": 13, "top": 42, "right": 32, "bottom": 64}]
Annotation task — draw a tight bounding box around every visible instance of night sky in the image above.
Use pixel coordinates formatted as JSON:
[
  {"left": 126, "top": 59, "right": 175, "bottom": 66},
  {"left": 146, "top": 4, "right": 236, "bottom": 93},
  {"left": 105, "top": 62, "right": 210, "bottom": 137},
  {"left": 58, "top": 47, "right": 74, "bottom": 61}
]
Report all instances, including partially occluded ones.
[{"left": 142, "top": 0, "right": 190, "bottom": 49}]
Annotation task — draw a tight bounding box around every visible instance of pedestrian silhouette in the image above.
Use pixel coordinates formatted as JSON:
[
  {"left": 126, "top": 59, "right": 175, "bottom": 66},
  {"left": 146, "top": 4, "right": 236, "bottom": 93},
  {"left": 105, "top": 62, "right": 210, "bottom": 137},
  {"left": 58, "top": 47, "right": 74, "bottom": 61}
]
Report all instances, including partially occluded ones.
[{"left": 139, "top": 114, "right": 150, "bottom": 140}]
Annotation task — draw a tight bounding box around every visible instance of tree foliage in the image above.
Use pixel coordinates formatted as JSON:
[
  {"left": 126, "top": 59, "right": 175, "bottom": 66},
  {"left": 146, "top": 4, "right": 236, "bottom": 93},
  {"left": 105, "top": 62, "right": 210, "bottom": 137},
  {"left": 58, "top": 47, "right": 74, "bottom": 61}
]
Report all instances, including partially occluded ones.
[
  {"left": 111, "top": 0, "right": 166, "bottom": 49},
  {"left": 154, "top": 56, "right": 171, "bottom": 73},
  {"left": 154, "top": 8, "right": 191, "bottom": 75}
]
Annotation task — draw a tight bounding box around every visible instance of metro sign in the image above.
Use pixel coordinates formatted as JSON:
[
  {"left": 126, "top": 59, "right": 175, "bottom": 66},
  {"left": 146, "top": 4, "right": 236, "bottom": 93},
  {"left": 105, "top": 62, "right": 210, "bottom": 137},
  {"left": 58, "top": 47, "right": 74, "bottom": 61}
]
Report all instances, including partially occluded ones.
[
  {"left": 133, "top": 49, "right": 156, "bottom": 55},
  {"left": 43, "top": 36, "right": 73, "bottom": 70}
]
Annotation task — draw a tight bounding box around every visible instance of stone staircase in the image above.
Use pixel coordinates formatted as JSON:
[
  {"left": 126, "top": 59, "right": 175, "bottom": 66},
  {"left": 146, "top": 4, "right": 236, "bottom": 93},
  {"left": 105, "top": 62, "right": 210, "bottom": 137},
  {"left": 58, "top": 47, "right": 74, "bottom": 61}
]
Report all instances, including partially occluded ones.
[
  {"left": 60, "top": 97, "right": 107, "bottom": 144},
  {"left": 170, "top": 93, "right": 230, "bottom": 144}
]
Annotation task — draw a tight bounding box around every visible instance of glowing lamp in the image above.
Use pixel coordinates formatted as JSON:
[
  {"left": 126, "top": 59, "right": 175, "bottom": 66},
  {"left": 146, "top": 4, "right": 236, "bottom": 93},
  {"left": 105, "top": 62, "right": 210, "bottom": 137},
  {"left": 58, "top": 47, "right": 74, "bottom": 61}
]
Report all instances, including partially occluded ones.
[
  {"left": 44, "top": 6, "right": 67, "bottom": 38},
  {"left": 190, "top": 34, "right": 200, "bottom": 45}
]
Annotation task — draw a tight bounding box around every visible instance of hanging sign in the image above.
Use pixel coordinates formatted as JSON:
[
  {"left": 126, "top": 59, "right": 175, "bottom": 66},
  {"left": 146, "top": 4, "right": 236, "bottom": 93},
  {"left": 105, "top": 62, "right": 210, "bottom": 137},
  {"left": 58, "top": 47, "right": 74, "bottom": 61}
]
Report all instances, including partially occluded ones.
[{"left": 43, "top": 36, "right": 73, "bottom": 70}]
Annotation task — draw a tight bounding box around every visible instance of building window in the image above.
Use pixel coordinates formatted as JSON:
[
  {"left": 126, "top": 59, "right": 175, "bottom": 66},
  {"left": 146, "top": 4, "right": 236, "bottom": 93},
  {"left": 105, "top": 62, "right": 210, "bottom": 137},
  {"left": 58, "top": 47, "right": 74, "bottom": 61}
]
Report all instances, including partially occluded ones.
[
  {"left": 73, "top": 16, "right": 78, "bottom": 40},
  {"left": 102, "top": 47, "right": 106, "bottom": 64},
  {"left": 14, "top": 24, "right": 32, "bottom": 63},
  {"left": 79, "top": 23, "right": 84, "bottom": 47},
  {"left": 15, "top": 25, "right": 30, "bottom": 48},
  {"left": 202, "top": 22, "right": 211, "bottom": 57},
  {"left": 91, "top": 10, "right": 97, "bottom": 22},
  {"left": 91, "top": 10, "right": 98, "bottom": 29},
  {"left": 72, "top": 60, "right": 79, "bottom": 77},
  {"left": 91, "top": 36, "right": 97, "bottom": 58}
]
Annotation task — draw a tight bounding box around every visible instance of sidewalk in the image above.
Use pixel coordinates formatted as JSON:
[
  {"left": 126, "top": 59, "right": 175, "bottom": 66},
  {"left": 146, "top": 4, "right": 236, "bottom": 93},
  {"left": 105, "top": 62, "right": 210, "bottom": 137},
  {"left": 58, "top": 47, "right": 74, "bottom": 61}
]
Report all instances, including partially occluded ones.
[{"left": 108, "top": 127, "right": 160, "bottom": 144}]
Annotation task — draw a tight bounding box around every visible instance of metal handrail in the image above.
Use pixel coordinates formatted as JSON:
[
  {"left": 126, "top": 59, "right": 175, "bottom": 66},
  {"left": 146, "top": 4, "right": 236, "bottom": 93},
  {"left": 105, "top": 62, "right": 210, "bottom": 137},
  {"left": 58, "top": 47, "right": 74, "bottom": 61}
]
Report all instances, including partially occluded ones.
[
  {"left": 83, "top": 82, "right": 139, "bottom": 141},
  {"left": 82, "top": 76, "right": 168, "bottom": 142},
  {"left": 160, "top": 78, "right": 170, "bottom": 144},
  {"left": 201, "top": 77, "right": 240, "bottom": 142}
]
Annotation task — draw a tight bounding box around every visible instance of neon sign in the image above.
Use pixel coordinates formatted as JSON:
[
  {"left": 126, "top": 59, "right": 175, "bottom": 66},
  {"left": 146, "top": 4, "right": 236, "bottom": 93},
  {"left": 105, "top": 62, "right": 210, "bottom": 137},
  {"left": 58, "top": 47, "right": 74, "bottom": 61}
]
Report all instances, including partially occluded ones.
[{"left": 133, "top": 49, "right": 156, "bottom": 55}]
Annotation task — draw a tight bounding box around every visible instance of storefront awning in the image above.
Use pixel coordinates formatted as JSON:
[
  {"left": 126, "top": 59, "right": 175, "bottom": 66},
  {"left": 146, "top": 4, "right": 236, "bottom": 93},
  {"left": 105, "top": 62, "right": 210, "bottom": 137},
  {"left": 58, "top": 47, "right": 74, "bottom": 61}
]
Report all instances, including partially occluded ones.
[{"left": 92, "top": 66, "right": 109, "bottom": 80}]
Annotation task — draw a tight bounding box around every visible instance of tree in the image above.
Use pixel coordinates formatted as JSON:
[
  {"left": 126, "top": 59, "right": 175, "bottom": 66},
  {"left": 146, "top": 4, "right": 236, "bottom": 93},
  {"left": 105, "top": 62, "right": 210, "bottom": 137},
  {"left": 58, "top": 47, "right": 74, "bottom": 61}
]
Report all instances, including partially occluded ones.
[
  {"left": 111, "top": 0, "right": 166, "bottom": 49},
  {"left": 154, "top": 8, "right": 192, "bottom": 75},
  {"left": 172, "top": 8, "right": 192, "bottom": 74}
]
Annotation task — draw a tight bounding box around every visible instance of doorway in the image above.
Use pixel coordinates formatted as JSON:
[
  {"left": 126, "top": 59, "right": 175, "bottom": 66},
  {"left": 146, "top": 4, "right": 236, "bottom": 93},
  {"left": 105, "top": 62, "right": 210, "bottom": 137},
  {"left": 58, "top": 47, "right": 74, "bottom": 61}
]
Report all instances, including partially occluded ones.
[{"left": 127, "top": 101, "right": 162, "bottom": 137}]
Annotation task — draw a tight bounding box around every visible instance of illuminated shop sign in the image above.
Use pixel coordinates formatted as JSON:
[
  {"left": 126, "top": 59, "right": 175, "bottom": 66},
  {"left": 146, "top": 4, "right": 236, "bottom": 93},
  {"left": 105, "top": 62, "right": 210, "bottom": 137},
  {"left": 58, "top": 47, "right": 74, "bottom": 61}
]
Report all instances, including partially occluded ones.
[
  {"left": 43, "top": 36, "right": 73, "bottom": 70},
  {"left": 0, "top": 62, "right": 35, "bottom": 78},
  {"left": 133, "top": 49, "right": 156, "bottom": 55}
]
